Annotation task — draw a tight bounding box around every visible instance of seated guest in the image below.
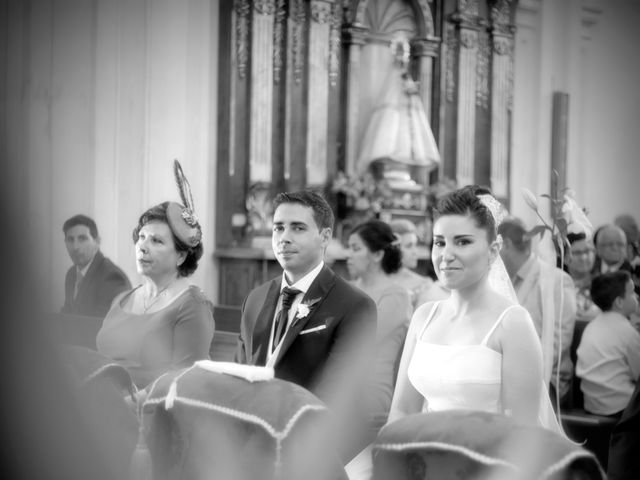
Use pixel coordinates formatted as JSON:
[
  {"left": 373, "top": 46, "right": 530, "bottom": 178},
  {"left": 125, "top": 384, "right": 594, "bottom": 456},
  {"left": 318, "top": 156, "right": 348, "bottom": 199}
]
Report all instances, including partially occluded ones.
[
  {"left": 593, "top": 224, "right": 633, "bottom": 276},
  {"left": 347, "top": 220, "right": 412, "bottom": 341},
  {"left": 97, "top": 162, "right": 214, "bottom": 393},
  {"left": 614, "top": 214, "right": 640, "bottom": 294},
  {"left": 347, "top": 220, "right": 412, "bottom": 423},
  {"left": 499, "top": 216, "right": 577, "bottom": 406},
  {"left": 566, "top": 232, "right": 600, "bottom": 322},
  {"left": 234, "top": 190, "right": 377, "bottom": 463},
  {"left": 614, "top": 214, "right": 640, "bottom": 265},
  {"left": 61, "top": 214, "right": 131, "bottom": 318},
  {"left": 388, "top": 218, "right": 449, "bottom": 310},
  {"left": 576, "top": 271, "right": 640, "bottom": 416}
]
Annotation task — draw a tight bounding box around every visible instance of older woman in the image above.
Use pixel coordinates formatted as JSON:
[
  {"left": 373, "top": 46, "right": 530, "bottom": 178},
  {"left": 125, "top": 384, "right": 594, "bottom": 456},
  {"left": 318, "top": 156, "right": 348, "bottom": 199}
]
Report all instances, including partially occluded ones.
[{"left": 97, "top": 198, "right": 214, "bottom": 391}]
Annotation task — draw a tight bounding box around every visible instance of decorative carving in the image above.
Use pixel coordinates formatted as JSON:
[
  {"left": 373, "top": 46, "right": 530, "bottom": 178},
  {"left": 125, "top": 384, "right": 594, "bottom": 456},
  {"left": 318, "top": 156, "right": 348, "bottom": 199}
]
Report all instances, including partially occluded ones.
[
  {"left": 450, "top": 0, "right": 486, "bottom": 29},
  {"left": 460, "top": 29, "right": 477, "bottom": 49},
  {"left": 490, "top": 0, "right": 512, "bottom": 25},
  {"left": 415, "top": 0, "right": 436, "bottom": 36},
  {"left": 254, "top": 0, "right": 276, "bottom": 15},
  {"left": 476, "top": 31, "right": 489, "bottom": 110},
  {"left": 363, "top": 0, "right": 417, "bottom": 37},
  {"left": 445, "top": 23, "right": 457, "bottom": 103},
  {"left": 292, "top": 0, "right": 306, "bottom": 84},
  {"left": 329, "top": 3, "right": 342, "bottom": 87},
  {"left": 490, "top": 0, "right": 515, "bottom": 36},
  {"left": 352, "top": 0, "right": 435, "bottom": 36},
  {"left": 234, "top": 0, "right": 250, "bottom": 79},
  {"left": 311, "top": 0, "right": 332, "bottom": 24},
  {"left": 460, "top": 0, "right": 479, "bottom": 16},
  {"left": 273, "top": 0, "right": 286, "bottom": 84},
  {"left": 343, "top": 24, "right": 368, "bottom": 45},
  {"left": 246, "top": 182, "right": 274, "bottom": 236},
  {"left": 411, "top": 37, "right": 441, "bottom": 58},
  {"left": 493, "top": 36, "right": 511, "bottom": 55}
]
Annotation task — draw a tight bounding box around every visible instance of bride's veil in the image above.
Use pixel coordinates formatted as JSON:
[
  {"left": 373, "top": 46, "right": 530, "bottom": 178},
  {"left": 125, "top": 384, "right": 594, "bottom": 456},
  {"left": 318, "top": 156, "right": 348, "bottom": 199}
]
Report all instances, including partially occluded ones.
[
  {"left": 478, "top": 194, "right": 567, "bottom": 436},
  {"left": 477, "top": 194, "right": 519, "bottom": 305}
]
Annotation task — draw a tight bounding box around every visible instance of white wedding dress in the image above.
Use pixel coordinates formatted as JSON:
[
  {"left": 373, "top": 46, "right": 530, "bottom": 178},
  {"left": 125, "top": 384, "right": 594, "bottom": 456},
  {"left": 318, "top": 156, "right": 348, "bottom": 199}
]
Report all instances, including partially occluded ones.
[
  {"left": 345, "top": 302, "right": 563, "bottom": 480},
  {"left": 407, "top": 303, "right": 509, "bottom": 414}
]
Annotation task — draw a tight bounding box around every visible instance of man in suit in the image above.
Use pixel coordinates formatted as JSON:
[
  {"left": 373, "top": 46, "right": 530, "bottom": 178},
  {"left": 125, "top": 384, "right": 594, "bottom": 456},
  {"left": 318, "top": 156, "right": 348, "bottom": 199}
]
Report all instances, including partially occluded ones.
[
  {"left": 593, "top": 224, "right": 633, "bottom": 275},
  {"left": 499, "top": 217, "right": 577, "bottom": 407},
  {"left": 235, "top": 190, "right": 377, "bottom": 462},
  {"left": 61, "top": 214, "right": 131, "bottom": 318},
  {"left": 593, "top": 223, "right": 640, "bottom": 296}
]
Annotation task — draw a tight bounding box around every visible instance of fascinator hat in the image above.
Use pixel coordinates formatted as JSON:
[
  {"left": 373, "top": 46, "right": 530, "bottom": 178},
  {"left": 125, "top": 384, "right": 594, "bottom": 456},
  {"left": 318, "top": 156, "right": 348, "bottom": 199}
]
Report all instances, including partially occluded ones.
[{"left": 166, "top": 160, "right": 202, "bottom": 248}]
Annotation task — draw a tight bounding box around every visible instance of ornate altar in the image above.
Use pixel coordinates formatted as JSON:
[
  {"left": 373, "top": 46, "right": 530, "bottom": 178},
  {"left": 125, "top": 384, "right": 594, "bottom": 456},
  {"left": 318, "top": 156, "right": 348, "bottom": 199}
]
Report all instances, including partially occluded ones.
[{"left": 215, "top": 0, "right": 518, "bottom": 306}]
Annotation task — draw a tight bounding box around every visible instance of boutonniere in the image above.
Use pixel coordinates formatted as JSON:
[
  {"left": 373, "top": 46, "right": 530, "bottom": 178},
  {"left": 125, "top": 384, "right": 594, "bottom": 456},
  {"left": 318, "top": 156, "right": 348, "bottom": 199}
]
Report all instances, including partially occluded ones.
[{"left": 296, "top": 297, "right": 321, "bottom": 319}]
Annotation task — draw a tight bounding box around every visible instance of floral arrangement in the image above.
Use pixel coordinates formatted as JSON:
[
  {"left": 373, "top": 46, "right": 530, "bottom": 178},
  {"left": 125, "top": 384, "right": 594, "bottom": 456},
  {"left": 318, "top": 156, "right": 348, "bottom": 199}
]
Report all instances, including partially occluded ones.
[
  {"left": 521, "top": 171, "right": 593, "bottom": 417},
  {"left": 330, "top": 170, "right": 393, "bottom": 218},
  {"left": 522, "top": 171, "right": 593, "bottom": 259},
  {"left": 295, "top": 297, "right": 321, "bottom": 320}
]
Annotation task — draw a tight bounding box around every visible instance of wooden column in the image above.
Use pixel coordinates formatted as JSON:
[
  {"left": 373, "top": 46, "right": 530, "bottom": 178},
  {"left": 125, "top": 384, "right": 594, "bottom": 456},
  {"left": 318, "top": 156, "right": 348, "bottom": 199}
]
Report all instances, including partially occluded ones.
[
  {"left": 249, "top": 0, "right": 275, "bottom": 183},
  {"left": 306, "top": 0, "right": 333, "bottom": 186},
  {"left": 490, "top": 33, "right": 514, "bottom": 198},
  {"left": 456, "top": 26, "right": 479, "bottom": 187},
  {"left": 490, "top": 1, "right": 516, "bottom": 199},
  {"left": 343, "top": 25, "right": 368, "bottom": 176},
  {"left": 411, "top": 36, "right": 441, "bottom": 124},
  {"left": 284, "top": 0, "right": 306, "bottom": 182}
]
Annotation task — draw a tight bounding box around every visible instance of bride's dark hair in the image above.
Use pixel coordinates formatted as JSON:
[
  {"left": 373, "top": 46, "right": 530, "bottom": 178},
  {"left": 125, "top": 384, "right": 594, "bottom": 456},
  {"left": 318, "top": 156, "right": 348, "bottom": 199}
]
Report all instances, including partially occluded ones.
[{"left": 434, "top": 185, "right": 497, "bottom": 242}]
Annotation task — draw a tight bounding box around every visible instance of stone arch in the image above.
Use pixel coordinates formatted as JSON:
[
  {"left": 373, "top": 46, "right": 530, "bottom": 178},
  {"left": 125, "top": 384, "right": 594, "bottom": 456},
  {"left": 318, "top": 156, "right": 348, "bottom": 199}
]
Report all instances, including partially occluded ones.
[{"left": 351, "top": 0, "right": 436, "bottom": 37}]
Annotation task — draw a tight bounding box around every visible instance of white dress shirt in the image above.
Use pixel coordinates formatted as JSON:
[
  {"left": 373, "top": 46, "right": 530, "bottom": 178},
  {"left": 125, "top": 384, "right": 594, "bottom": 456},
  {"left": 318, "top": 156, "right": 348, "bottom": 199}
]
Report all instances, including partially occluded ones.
[
  {"left": 577, "top": 311, "right": 640, "bottom": 415},
  {"left": 266, "top": 261, "right": 324, "bottom": 364}
]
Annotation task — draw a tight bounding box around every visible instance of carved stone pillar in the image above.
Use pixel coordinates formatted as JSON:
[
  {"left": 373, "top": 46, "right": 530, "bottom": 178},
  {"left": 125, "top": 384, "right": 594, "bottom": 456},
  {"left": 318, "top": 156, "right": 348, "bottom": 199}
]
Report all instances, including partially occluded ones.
[
  {"left": 343, "top": 24, "right": 368, "bottom": 176},
  {"left": 230, "top": 0, "right": 251, "bottom": 177},
  {"left": 454, "top": 2, "right": 481, "bottom": 187},
  {"left": 306, "top": 0, "right": 334, "bottom": 186},
  {"left": 411, "top": 36, "right": 441, "bottom": 124},
  {"left": 284, "top": 0, "right": 306, "bottom": 181},
  {"left": 249, "top": 0, "right": 276, "bottom": 183},
  {"left": 489, "top": 0, "right": 515, "bottom": 198}
]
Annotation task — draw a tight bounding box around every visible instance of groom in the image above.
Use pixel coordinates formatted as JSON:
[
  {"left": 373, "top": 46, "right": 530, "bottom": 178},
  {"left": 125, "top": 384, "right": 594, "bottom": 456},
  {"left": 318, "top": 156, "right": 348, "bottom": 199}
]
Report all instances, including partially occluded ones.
[{"left": 235, "top": 190, "right": 377, "bottom": 460}]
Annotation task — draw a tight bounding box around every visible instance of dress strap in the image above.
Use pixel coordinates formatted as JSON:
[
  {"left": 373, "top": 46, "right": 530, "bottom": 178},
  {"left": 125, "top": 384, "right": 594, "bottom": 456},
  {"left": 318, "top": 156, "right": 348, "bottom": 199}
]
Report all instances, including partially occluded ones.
[
  {"left": 418, "top": 301, "right": 441, "bottom": 339},
  {"left": 480, "top": 305, "right": 520, "bottom": 346}
]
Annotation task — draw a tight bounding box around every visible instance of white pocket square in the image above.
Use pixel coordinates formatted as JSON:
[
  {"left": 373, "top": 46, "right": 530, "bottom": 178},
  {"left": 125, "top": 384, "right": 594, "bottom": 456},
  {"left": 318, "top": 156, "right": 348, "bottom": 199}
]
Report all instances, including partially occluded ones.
[{"left": 299, "top": 325, "right": 326, "bottom": 335}]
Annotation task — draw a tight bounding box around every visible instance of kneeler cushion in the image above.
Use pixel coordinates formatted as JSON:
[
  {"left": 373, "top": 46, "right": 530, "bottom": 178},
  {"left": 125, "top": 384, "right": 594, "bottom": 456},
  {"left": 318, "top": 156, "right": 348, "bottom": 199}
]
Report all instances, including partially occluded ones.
[
  {"left": 141, "top": 364, "right": 348, "bottom": 480},
  {"left": 63, "top": 345, "right": 138, "bottom": 480},
  {"left": 372, "top": 410, "right": 606, "bottom": 480}
]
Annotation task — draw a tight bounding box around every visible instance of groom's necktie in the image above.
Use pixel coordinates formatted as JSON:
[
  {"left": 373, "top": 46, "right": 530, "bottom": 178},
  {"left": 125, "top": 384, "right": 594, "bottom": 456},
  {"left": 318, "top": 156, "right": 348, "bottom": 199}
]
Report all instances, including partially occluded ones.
[{"left": 272, "top": 287, "right": 301, "bottom": 351}]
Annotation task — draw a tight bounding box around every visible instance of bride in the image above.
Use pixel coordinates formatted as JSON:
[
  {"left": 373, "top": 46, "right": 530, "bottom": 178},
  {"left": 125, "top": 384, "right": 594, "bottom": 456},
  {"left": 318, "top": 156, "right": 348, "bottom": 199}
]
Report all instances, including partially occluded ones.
[{"left": 346, "top": 185, "right": 561, "bottom": 479}]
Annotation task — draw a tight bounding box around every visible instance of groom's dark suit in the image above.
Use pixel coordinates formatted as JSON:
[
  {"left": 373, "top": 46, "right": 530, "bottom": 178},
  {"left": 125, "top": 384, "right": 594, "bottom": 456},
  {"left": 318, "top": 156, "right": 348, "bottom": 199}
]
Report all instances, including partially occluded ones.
[
  {"left": 235, "top": 265, "right": 376, "bottom": 405},
  {"left": 235, "top": 264, "right": 376, "bottom": 462}
]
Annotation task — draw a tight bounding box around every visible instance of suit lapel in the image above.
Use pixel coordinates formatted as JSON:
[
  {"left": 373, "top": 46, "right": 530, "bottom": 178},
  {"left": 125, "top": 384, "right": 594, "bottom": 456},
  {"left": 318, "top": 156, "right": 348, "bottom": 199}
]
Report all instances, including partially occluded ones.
[
  {"left": 275, "top": 266, "right": 336, "bottom": 365},
  {"left": 252, "top": 280, "right": 280, "bottom": 364},
  {"left": 75, "top": 251, "right": 104, "bottom": 304}
]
